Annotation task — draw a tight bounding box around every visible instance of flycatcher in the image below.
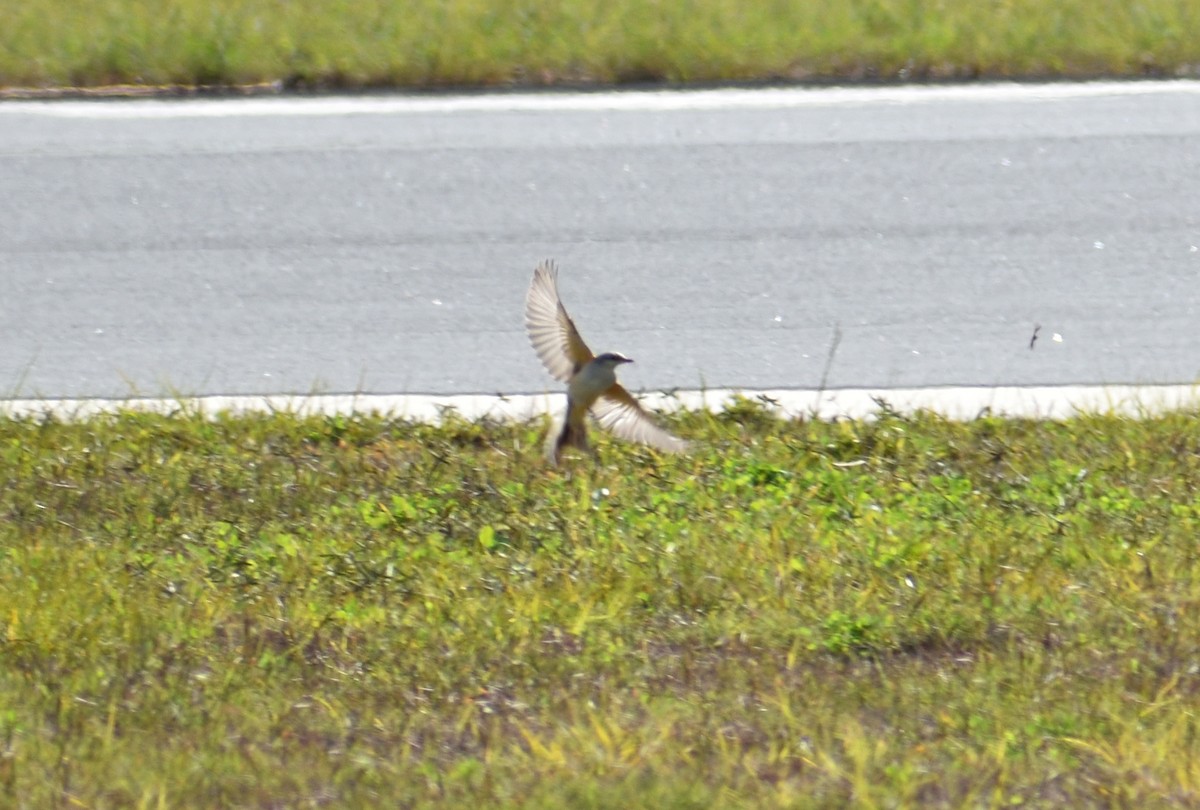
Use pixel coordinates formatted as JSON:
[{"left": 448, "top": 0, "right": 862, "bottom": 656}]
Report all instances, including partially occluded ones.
[{"left": 525, "top": 259, "right": 689, "bottom": 464}]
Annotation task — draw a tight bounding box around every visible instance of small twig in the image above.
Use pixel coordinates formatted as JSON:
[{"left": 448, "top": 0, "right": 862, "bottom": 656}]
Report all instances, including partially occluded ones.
[{"left": 815, "top": 323, "right": 843, "bottom": 414}]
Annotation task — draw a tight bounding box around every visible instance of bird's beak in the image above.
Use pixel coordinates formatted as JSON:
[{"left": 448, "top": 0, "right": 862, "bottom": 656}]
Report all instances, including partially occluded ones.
[{"left": 621, "top": 357, "right": 634, "bottom": 364}]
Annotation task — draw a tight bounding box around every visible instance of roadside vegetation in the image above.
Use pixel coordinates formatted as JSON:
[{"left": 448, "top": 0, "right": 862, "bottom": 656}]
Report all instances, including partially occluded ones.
[
  {"left": 3, "top": 0, "right": 1200, "bottom": 93},
  {"left": 3, "top": 401, "right": 1200, "bottom": 806}
]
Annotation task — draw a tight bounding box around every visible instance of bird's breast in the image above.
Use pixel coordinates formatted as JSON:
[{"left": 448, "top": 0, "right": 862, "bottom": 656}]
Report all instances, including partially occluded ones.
[{"left": 568, "top": 362, "right": 616, "bottom": 406}]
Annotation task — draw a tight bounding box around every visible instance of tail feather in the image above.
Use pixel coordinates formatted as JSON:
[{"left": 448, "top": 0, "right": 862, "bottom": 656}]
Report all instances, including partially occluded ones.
[{"left": 547, "top": 399, "right": 590, "bottom": 464}]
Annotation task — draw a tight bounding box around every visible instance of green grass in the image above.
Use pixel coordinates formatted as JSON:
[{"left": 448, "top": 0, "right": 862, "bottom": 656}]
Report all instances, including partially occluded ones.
[
  {"left": 3, "top": 401, "right": 1200, "bottom": 807},
  {"left": 3, "top": 0, "right": 1200, "bottom": 92}
]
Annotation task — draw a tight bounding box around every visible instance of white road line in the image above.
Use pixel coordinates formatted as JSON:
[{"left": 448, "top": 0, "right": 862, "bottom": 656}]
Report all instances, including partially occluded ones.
[
  {"left": 3, "top": 80, "right": 1200, "bottom": 119},
  {"left": 2, "top": 385, "right": 1197, "bottom": 422}
]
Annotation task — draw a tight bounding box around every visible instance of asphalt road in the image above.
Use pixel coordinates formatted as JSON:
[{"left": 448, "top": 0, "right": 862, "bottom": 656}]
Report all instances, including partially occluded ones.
[{"left": 2, "top": 82, "right": 1198, "bottom": 400}]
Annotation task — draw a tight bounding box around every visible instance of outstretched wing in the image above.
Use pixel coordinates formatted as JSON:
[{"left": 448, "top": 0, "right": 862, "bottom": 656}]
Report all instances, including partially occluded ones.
[
  {"left": 525, "top": 260, "right": 594, "bottom": 383},
  {"left": 591, "top": 384, "right": 689, "bottom": 453}
]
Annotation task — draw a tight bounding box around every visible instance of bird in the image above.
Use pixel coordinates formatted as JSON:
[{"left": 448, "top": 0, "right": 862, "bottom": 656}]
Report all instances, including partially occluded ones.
[{"left": 525, "top": 259, "right": 689, "bottom": 464}]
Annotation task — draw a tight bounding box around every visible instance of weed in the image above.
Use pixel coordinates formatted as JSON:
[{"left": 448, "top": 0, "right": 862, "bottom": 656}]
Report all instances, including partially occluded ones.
[
  {"left": 2, "top": 406, "right": 1200, "bottom": 805},
  {"left": 4, "top": 0, "right": 1200, "bottom": 91}
]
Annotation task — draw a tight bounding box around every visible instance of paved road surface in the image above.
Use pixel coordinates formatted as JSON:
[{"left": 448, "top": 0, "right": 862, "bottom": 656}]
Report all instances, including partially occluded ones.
[{"left": 2, "top": 82, "right": 1198, "bottom": 399}]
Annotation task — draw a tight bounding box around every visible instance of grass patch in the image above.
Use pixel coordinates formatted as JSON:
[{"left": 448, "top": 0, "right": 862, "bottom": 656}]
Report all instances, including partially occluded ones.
[
  {"left": 3, "top": 401, "right": 1200, "bottom": 805},
  {"left": 3, "top": 0, "right": 1200, "bottom": 91}
]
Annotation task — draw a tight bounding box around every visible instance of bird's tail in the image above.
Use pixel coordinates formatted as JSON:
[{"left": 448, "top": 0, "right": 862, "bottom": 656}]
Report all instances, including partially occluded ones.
[{"left": 547, "top": 400, "right": 589, "bottom": 464}]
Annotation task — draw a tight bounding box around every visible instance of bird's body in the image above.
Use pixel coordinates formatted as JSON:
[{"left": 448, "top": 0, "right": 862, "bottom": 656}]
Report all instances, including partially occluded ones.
[
  {"left": 568, "top": 352, "right": 624, "bottom": 403},
  {"left": 556, "top": 353, "right": 629, "bottom": 459},
  {"left": 524, "top": 260, "right": 688, "bottom": 464}
]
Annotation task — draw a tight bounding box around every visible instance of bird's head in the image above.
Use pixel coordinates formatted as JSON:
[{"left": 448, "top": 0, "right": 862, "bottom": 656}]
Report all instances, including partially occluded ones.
[{"left": 594, "top": 352, "right": 634, "bottom": 368}]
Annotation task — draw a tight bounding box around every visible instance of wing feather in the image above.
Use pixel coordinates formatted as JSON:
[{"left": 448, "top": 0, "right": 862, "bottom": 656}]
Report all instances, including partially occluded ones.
[
  {"left": 525, "top": 260, "right": 594, "bottom": 384},
  {"left": 591, "top": 384, "right": 689, "bottom": 453}
]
